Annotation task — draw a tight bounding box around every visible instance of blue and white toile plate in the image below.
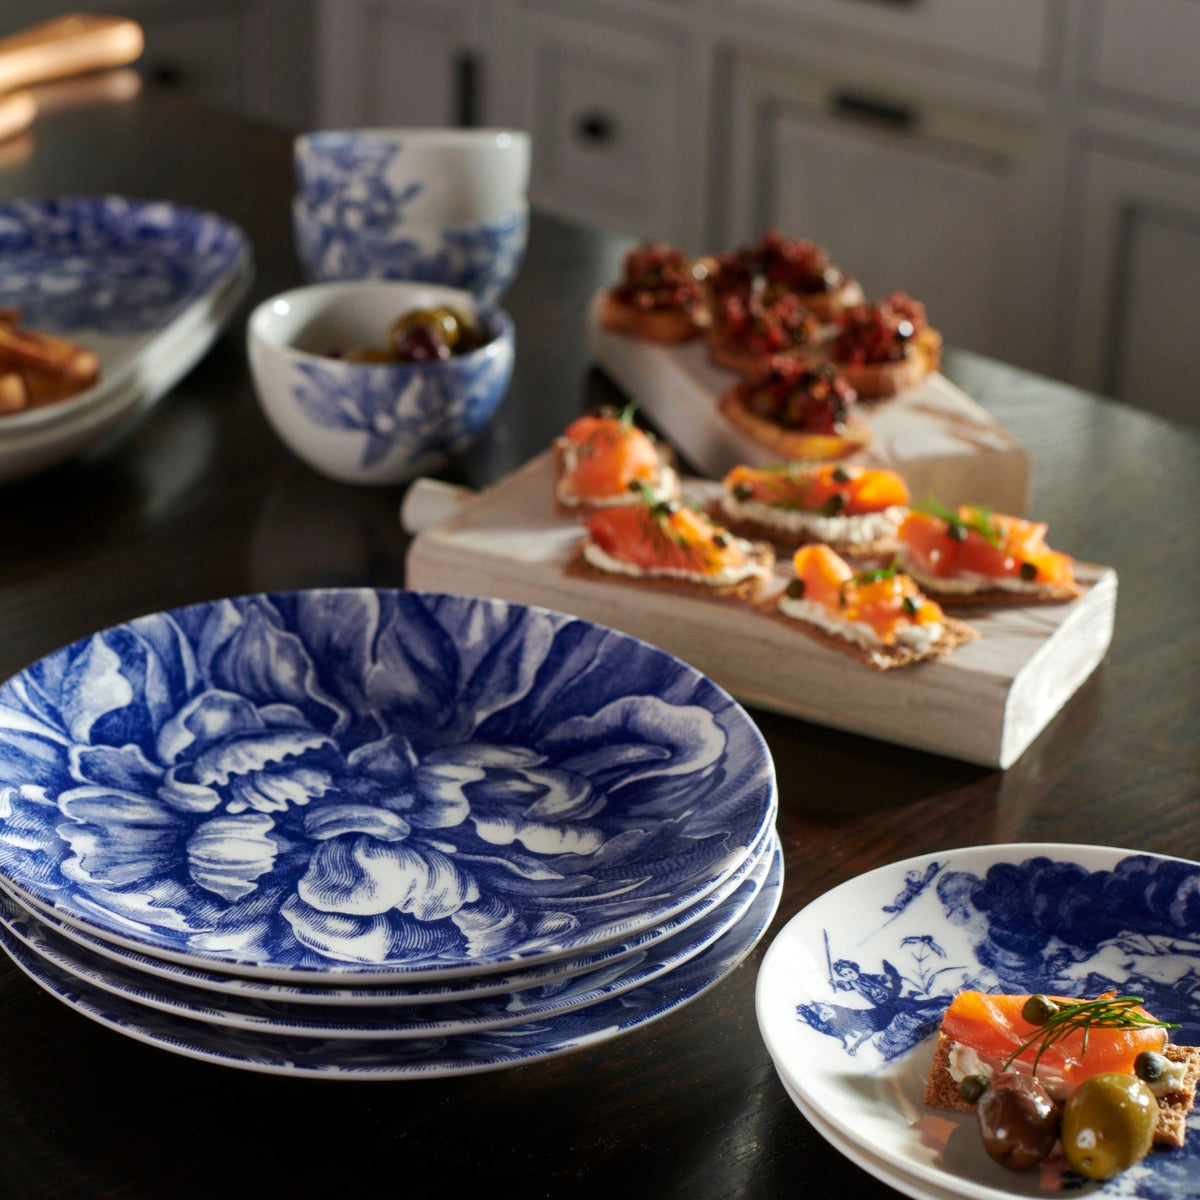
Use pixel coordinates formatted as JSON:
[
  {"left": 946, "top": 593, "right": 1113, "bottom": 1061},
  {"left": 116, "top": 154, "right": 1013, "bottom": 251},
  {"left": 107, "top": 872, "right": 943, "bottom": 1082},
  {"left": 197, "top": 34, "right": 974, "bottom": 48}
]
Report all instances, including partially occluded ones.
[
  {"left": 0, "top": 590, "right": 775, "bottom": 983},
  {"left": 0, "top": 837, "right": 782, "bottom": 1077},
  {"left": 0, "top": 815, "right": 775, "bottom": 1008},
  {"left": 0, "top": 831, "right": 776, "bottom": 1040},
  {"left": 756, "top": 844, "right": 1200, "bottom": 1200}
]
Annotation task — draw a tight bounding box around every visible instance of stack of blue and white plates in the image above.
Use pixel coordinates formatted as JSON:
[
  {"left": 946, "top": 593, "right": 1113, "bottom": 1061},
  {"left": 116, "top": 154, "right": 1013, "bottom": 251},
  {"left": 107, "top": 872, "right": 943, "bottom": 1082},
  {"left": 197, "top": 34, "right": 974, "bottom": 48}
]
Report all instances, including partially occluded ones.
[
  {"left": 0, "top": 195, "right": 252, "bottom": 482},
  {"left": 0, "top": 590, "right": 780, "bottom": 1079}
]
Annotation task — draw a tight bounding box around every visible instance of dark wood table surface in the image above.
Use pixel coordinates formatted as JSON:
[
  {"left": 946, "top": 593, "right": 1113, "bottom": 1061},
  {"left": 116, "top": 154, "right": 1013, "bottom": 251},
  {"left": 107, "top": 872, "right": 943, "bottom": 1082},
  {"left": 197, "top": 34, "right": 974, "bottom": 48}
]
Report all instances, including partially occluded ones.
[{"left": 0, "top": 91, "right": 1196, "bottom": 1200}]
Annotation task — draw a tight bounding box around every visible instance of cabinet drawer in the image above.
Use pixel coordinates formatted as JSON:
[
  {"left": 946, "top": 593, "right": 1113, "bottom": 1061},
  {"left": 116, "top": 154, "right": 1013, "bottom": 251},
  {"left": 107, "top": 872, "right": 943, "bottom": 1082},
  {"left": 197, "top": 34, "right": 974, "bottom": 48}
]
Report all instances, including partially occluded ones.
[
  {"left": 514, "top": 8, "right": 689, "bottom": 239},
  {"left": 733, "top": 0, "right": 1055, "bottom": 75},
  {"left": 1084, "top": 0, "right": 1200, "bottom": 118}
]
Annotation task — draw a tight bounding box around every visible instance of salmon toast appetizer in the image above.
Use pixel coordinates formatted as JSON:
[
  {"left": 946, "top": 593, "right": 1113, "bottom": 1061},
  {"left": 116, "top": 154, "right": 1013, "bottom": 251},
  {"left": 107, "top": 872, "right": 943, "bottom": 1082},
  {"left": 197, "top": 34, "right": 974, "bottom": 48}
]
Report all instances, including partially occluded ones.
[
  {"left": 715, "top": 462, "right": 909, "bottom": 557},
  {"left": 829, "top": 291, "right": 942, "bottom": 399},
  {"left": 567, "top": 491, "right": 774, "bottom": 602},
  {"left": 719, "top": 358, "right": 871, "bottom": 461},
  {"left": 554, "top": 406, "right": 679, "bottom": 514},
  {"left": 705, "top": 286, "right": 821, "bottom": 374},
  {"left": 771, "top": 543, "right": 977, "bottom": 670},
  {"left": 895, "top": 502, "right": 1081, "bottom": 604},
  {"left": 925, "top": 991, "right": 1200, "bottom": 1155},
  {"left": 600, "top": 242, "right": 707, "bottom": 343}
]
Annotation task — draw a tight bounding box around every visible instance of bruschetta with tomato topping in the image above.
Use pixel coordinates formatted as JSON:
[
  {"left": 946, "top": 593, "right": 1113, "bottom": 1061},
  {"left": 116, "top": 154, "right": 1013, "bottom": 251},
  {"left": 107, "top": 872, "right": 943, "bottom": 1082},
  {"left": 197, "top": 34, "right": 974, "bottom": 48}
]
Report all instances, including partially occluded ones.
[
  {"left": 554, "top": 407, "right": 679, "bottom": 514},
  {"left": 600, "top": 242, "right": 708, "bottom": 343},
  {"left": 718, "top": 358, "right": 871, "bottom": 461},
  {"left": 716, "top": 462, "right": 909, "bottom": 557},
  {"left": 772, "top": 544, "right": 977, "bottom": 670},
  {"left": 710, "top": 230, "right": 863, "bottom": 322},
  {"left": 829, "top": 291, "right": 942, "bottom": 399},
  {"left": 705, "top": 286, "right": 821, "bottom": 374},
  {"left": 895, "top": 503, "right": 1081, "bottom": 604},
  {"left": 567, "top": 491, "right": 774, "bottom": 602}
]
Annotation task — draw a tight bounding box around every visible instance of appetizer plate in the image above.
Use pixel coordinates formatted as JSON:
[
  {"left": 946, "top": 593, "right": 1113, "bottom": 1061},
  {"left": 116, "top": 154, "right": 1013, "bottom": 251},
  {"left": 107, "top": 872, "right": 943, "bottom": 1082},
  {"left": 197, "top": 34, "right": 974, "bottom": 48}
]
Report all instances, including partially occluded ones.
[
  {"left": 0, "top": 195, "right": 251, "bottom": 434},
  {"left": 0, "top": 589, "right": 776, "bottom": 982},
  {"left": 0, "top": 832, "right": 776, "bottom": 1039},
  {"left": 0, "top": 837, "right": 782, "bottom": 1078},
  {"left": 0, "top": 259, "right": 253, "bottom": 481},
  {"left": 756, "top": 844, "right": 1200, "bottom": 1200},
  {"left": 0, "top": 815, "right": 775, "bottom": 1007}
]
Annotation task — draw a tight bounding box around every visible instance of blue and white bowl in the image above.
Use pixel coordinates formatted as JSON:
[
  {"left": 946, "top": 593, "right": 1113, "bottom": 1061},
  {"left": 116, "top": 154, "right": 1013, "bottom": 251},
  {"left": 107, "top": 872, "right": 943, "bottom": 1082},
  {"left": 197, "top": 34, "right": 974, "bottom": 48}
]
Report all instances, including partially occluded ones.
[
  {"left": 0, "top": 589, "right": 777, "bottom": 983},
  {"left": 292, "top": 194, "right": 528, "bottom": 303},
  {"left": 246, "top": 280, "right": 514, "bottom": 485}
]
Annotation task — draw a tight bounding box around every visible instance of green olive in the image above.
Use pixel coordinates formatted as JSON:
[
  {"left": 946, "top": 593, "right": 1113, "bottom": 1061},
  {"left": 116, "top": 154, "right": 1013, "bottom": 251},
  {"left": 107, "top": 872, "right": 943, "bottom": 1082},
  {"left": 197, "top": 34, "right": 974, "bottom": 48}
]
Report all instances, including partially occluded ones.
[{"left": 1061, "top": 1073, "right": 1158, "bottom": 1180}]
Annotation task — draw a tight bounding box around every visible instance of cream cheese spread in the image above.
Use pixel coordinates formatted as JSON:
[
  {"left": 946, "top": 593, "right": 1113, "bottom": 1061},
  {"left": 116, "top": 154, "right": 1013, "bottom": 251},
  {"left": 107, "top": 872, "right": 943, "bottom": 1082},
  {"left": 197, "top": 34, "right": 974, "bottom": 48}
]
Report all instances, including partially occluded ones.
[
  {"left": 582, "top": 538, "right": 769, "bottom": 587},
  {"left": 555, "top": 439, "right": 678, "bottom": 509},
  {"left": 777, "top": 595, "right": 943, "bottom": 652},
  {"left": 721, "top": 495, "right": 903, "bottom": 544}
]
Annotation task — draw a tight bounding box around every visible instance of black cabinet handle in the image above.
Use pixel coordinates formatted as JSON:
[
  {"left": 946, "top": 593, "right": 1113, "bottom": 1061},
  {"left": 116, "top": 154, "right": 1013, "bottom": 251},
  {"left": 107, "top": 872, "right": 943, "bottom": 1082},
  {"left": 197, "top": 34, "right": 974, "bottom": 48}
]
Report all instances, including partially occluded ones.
[
  {"left": 149, "top": 61, "right": 184, "bottom": 88},
  {"left": 575, "top": 112, "right": 615, "bottom": 145},
  {"left": 455, "top": 51, "right": 479, "bottom": 128},
  {"left": 831, "top": 90, "right": 917, "bottom": 131}
]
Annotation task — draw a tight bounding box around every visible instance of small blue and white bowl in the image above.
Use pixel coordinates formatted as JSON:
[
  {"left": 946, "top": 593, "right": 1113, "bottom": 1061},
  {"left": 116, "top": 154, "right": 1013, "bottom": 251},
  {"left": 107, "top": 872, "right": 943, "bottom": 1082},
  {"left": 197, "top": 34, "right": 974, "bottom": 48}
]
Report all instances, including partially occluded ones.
[
  {"left": 292, "top": 194, "right": 528, "bottom": 303},
  {"left": 246, "top": 280, "right": 514, "bottom": 486}
]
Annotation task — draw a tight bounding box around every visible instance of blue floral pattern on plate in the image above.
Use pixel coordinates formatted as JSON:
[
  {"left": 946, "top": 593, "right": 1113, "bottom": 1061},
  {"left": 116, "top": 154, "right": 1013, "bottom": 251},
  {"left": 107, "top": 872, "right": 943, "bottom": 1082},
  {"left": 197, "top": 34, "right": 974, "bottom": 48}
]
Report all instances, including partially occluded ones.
[
  {"left": 0, "top": 839, "right": 782, "bottom": 1077},
  {"left": 0, "top": 590, "right": 775, "bottom": 981},
  {"left": 0, "top": 196, "right": 250, "bottom": 334},
  {"left": 0, "top": 832, "right": 776, "bottom": 1039},
  {"left": 756, "top": 845, "right": 1200, "bottom": 1199},
  {"left": 288, "top": 309, "right": 512, "bottom": 469},
  {"left": 0, "top": 816, "right": 775, "bottom": 1007}
]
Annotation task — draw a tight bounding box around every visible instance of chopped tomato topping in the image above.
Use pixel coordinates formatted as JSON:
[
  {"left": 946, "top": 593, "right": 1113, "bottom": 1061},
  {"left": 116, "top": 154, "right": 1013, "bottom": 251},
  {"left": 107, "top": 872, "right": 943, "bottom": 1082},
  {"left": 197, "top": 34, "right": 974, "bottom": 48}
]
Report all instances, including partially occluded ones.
[
  {"left": 723, "top": 463, "right": 909, "bottom": 515},
  {"left": 898, "top": 507, "right": 1075, "bottom": 586},
  {"left": 587, "top": 502, "right": 749, "bottom": 576},
  {"left": 562, "top": 412, "right": 663, "bottom": 500},
  {"left": 790, "top": 545, "right": 942, "bottom": 643},
  {"left": 832, "top": 292, "right": 928, "bottom": 365},
  {"left": 709, "top": 289, "right": 819, "bottom": 358},
  {"left": 735, "top": 359, "right": 857, "bottom": 434},
  {"left": 942, "top": 992, "right": 1168, "bottom": 1087},
  {"left": 611, "top": 242, "right": 703, "bottom": 313},
  {"left": 714, "top": 230, "right": 846, "bottom": 297}
]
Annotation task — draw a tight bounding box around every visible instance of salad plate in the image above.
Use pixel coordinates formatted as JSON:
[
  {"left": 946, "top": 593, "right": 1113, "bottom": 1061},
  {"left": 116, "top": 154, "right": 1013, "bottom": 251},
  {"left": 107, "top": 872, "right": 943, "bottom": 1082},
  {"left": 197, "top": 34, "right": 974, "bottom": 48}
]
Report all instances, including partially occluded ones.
[
  {"left": 0, "top": 816, "right": 775, "bottom": 1007},
  {"left": 0, "top": 838, "right": 782, "bottom": 1077},
  {"left": 0, "top": 196, "right": 251, "bottom": 434},
  {"left": 0, "top": 589, "right": 776, "bottom": 982},
  {"left": 0, "top": 832, "right": 776, "bottom": 1039},
  {"left": 756, "top": 844, "right": 1200, "bottom": 1199}
]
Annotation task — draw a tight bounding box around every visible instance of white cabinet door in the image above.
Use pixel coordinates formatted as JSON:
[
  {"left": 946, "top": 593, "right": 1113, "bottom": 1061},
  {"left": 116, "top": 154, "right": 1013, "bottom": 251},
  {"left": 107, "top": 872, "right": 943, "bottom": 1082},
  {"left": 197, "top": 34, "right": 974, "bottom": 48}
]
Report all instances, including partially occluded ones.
[
  {"left": 508, "top": 6, "right": 702, "bottom": 247},
  {"left": 724, "top": 54, "right": 1059, "bottom": 374},
  {"left": 1067, "top": 144, "right": 1200, "bottom": 425},
  {"left": 316, "top": 0, "right": 480, "bottom": 129}
]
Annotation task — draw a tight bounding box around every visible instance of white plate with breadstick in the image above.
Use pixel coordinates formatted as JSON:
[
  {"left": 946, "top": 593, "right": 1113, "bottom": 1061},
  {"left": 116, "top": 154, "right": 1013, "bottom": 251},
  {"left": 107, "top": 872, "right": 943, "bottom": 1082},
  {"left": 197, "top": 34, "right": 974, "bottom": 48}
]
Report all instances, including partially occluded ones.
[
  {"left": 756, "top": 844, "right": 1200, "bottom": 1198},
  {"left": 0, "top": 196, "right": 251, "bottom": 477}
]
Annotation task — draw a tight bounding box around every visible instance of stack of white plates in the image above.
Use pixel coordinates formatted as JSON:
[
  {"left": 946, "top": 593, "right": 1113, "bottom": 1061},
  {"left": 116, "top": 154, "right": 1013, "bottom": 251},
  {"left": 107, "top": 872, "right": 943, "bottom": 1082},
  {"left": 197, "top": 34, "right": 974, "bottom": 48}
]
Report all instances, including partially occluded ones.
[
  {"left": 0, "top": 590, "right": 781, "bottom": 1078},
  {"left": 755, "top": 844, "right": 1200, "bottom": 1200},
  {"left": 0, "top": 195, "right": 252, "bottom": 482}
]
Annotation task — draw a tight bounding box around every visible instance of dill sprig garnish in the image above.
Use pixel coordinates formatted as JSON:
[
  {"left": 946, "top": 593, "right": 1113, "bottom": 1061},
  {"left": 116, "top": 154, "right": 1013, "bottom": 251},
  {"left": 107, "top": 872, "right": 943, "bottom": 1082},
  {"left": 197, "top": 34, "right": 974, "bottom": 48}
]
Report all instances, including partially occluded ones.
[
  {"left": 839, "top": 562, "right": 899, "bottom": 607},
  {"left": 917, "top": 497, "right": 1003, "bottom": 546},
  {"left": 1002, "top": 995, "right": 1179, "bottom": 1077},
  {"left": 631, "top": 481, "right": 724, "bottom": 571}
]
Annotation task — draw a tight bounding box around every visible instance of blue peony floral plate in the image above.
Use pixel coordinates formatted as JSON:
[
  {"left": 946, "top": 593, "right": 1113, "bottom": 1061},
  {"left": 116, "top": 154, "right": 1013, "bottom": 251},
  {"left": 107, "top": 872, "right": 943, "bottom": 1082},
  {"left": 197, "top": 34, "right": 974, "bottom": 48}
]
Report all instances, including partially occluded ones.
[
  {"left": 0, "top": 814, "right": 775, "bottom": 1007},
  {"left": 0, "top": 831, "right": 776, "bottom": 1040},
  {"left": 0, "top": 590, "right": 776, "bottom": 982},
  {"left": 0, "top": 837, "right": 782, "bottom": 1077},
  {"left": 756, "top": 844, "right": 1200, "bottom": 1200},
  {"left": 0, "top": 196, "right": 252, "bottom": 435}
]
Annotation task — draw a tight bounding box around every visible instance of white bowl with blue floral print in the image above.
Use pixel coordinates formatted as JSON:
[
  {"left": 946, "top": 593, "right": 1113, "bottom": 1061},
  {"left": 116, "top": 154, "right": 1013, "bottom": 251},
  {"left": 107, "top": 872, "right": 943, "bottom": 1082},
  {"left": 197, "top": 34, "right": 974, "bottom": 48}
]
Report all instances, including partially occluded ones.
[
  {"left": 0, "top": 589, "right": 776, "bottom": 984},
  {"left": 292, "top": 194, "right": 528, "bottom": 303},
  {"left": 246, "top": 280, "right": 514, "bottom": 485},
  {"left": 292, "top": 127, "right": 530, "bottom": 301}
]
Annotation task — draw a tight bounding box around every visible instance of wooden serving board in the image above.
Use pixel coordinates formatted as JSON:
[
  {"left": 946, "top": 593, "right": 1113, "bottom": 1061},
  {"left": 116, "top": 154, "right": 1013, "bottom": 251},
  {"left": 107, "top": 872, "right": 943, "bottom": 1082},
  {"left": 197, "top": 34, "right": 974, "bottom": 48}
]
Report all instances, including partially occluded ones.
[
  {"left": 586, "top": 294, "right": 1031, "bottom": 514},
  {"left": 405, "top": 452, "right": 1117, "bottom": 770}
]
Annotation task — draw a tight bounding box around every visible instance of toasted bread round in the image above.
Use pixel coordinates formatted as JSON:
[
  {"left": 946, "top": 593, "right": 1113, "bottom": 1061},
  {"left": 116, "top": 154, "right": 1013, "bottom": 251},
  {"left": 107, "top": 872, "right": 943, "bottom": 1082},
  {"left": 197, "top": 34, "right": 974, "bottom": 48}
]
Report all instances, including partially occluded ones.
[
  {"left": 837, "top": 327, "right": 942, "bottom": 399},
  {"left": 718, "top": 386, "right": 872, "bottom": 461},
  {"left": 599, "top": 291, "right": 701, "bottom": 343}
]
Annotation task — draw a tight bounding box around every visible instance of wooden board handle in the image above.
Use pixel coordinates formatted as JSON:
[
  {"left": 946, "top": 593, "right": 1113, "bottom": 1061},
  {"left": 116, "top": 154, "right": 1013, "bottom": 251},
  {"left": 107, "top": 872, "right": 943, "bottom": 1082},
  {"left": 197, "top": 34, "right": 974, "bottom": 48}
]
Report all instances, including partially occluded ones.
[
  {"left": 0, "top": 14, "right": 144, "bottom": 96},
  {"left": 0, "top": 90, "right": 35, "bottom": 144}
]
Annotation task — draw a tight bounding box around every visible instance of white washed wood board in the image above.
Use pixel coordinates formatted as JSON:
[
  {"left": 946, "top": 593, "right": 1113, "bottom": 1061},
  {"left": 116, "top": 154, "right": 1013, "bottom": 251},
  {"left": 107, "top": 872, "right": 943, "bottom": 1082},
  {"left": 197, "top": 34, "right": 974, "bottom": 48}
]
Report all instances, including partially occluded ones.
[
  {"left": 585, "top": 293, "right": 1032, "bottom": 514},
  {"left": 404, "top": 452, "right": 1117, "bottom": 770}
]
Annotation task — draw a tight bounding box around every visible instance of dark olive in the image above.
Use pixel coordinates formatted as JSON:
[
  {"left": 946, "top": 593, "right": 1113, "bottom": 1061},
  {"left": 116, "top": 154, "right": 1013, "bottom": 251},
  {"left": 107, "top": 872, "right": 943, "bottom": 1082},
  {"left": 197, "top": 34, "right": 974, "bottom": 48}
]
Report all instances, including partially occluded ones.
[
  {"left": 1021, "top": 994, "right": 1059, "bottom": 1025},
  {"left": 1061, "top": 1073, "right": 1157, "bottom": 1180},
  {"left": 975, "top": 1072, "right": 1059, "bottom": 1171},
  {"left": 1134, "top": 1050, "right": 1168, "bottom": 1084}
]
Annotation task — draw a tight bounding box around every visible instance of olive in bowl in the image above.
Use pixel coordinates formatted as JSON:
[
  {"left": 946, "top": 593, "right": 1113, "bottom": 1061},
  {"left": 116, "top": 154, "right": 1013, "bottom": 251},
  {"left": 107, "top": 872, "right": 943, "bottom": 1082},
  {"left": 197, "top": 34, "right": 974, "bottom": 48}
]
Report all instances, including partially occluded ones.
[{"left": 247, "top": 281, "right": 514, "bottom": 485}]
